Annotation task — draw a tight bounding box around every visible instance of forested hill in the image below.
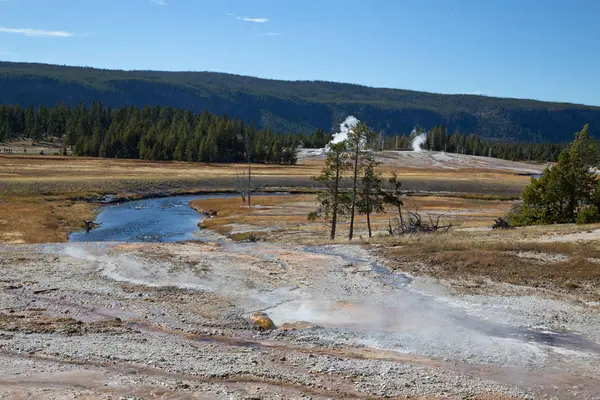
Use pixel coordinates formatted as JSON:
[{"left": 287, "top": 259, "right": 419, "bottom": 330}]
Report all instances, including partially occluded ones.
[{"left": 1, "top": 61, "right": 599, "bottom": 143}]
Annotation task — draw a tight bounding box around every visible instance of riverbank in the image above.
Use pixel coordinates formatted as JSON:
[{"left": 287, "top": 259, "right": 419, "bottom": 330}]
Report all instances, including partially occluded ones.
[
  {"left": 190, "top": 194, "right": 518, "bottom": 243},
  {"left": 0, "top": 153, "right": 533, "bottom": 244}
]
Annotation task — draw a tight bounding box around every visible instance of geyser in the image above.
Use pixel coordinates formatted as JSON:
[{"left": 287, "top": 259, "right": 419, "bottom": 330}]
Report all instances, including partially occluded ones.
[
  {"left": 411, "top": 130, "right": 427, "bottom": 152},
  {"left": 329, "top": 116, "right": 360, "bottom": 146}
]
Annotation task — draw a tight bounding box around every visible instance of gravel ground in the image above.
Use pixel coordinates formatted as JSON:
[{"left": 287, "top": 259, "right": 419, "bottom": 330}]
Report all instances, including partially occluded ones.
[{"left": 0, "top": 242, "right": 599, "bottom": 399}]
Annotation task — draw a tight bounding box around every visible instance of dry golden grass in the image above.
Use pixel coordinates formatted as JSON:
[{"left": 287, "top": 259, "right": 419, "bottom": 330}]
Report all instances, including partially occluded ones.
[
  {"left": 380, "top": 228, "right": 600, "bottom": 301},
  {"left": 0, "top": 154, "right": 532, "bottom": 195},
  {"left": 0, "top": 194, "right": 96, "bottom": 243},
  {"left": 189, "top": 193, "right": 515, "bottom": 244},
  {"left": 0, "top": 153, "right": 532, "bottom": 244}
]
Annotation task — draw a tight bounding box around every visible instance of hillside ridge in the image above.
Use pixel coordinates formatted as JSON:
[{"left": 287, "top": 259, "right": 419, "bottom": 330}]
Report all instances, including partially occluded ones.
[{"left": 1, "top": 61, "right": 598, "bottom": 142}]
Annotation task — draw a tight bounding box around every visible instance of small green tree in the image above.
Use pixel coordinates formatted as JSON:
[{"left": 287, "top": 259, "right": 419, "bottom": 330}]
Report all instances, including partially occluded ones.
[
  {"left": 383, "top": 172, "right": 405, "bottom": 229},
  {"left": 576, "top": 205, "right": 600, "bottom": 225},
  {"left": 309, "top": 142, "right": 351, "bottom": 240},
  {"left": 357, "top": 153, "right": 385, "bottom": 238},
  {"left": 347, "top": 122, "right": 374, "bottom": 240},
  {"left": 513, "top": 125, "right": 599, "bottom": 225}
]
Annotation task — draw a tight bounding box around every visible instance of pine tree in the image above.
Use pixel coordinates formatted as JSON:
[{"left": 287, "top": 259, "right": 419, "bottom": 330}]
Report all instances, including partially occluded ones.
[
  {"left": 514, "top": 125, "right": 599, "bottom": 225},
  {"left": 24, "top": 106, "right": 35, "bottom": 139},
  {"left": 357, "top": 153, "right": 385, "bottom": 237},
  {"left": 383, "top": 172, "right": 405, "bottom": 229},
  {"left": 309, "top": 142, "right": 351, "bottom": 240},
  {"left": 0, "top": 121, "right": 9, "bottom": 142},
  {"left": 347, "top": 122, "right": 373, "bottom": 240}
]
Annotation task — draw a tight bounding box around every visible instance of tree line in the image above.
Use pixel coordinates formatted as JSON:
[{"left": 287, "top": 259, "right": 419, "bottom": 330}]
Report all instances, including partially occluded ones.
[
  {"left": 0, "top": 103, "right": 332, "bottom": 164},
  {"left": 3, "top": 61, "right": 600, "bottom": 144},
  {"left": 0, "top": 102, "right": 575, "bottom": 164},
  {"left": 384, "top": 125, "right": 566, "bottom": 162}
]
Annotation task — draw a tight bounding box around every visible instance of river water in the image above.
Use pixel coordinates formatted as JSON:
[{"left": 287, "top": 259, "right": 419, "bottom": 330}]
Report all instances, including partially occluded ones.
[{"left": 69, "top": 194, "right": 233, "bottom": 243}]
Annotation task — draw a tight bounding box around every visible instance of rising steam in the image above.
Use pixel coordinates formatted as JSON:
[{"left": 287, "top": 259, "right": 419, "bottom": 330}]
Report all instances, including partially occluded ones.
[
  {"left": 298, "top": 116, "right": 360, "bottom": 157},
  {"left": 411, "top": 129, "right": 428, "bottom": 152},
  {"left": 329, "top": 116, "right": 360, "bottom": 147}
]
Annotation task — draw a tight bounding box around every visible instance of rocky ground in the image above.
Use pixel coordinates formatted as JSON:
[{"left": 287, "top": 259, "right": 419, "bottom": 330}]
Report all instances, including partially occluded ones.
[{"left": 0, "top": 240, "right": 599, "bottom": 399}]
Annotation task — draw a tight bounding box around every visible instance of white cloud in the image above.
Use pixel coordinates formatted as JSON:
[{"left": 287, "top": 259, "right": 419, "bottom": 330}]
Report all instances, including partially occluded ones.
[
  {"left": 227, "top": 14, "right": 269, "bottom": 23},
  {"left": 256, "top": 32, "right": 283, "bottom": 36},
  {"left": 238, "top": 17, "right": 269, "bottom": 23},
  {"left": 150, "top": 0, "right": 167, "bottom": 4},
  {"left": 0, "top": 27, "right": 74, "bottom": 37}
]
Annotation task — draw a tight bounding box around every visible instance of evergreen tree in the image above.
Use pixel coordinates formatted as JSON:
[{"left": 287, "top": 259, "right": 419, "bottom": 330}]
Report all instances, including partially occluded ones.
[
  {"left": 347, "top": 122, "right": 373, "bottom": 240},
  {"left": 24, "top": 106, "right": 35, "bottom": 139},
  {"left": 383, "top": 172, "right": 405, "bottom": 228},
  {"left": 513, "top": 125, "right": 599, "bottom": 225},
  {"left": 357, "top": 153, "right": 385, "bottom": 238},
  {"left": 0, "top": 121, "right": 9, "bottom": 142},
  {"left": 309, "top": 142, "right": 351, "bottom": 240}
]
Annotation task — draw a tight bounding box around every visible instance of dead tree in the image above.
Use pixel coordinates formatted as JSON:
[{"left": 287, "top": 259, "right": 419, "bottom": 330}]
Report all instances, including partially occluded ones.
[
  {"left": 492, "top": 217, "right": 512, "bottom": 230},
  {"left": 391, "top": 210, "right": 452, "bottom": 235},
  {"left": 83, "top": 220, "right": 101, "bottom": 233},
  {"left": 245, "top": 125, "right": 254, "bottom": 209},
  {"left": 234, "top": 169, "right": 250, "bottom": 206}
]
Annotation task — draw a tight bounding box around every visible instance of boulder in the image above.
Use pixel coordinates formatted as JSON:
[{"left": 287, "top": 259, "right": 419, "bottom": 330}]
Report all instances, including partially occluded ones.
[{"left": 249, "top": 312, "right": 275, "bottom": 330}]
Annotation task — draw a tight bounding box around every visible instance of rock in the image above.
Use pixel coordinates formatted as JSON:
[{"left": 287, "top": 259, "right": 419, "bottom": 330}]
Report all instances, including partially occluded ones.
[
  {"left": 95, "top": 194, "right": 125, "bottom": 204},
  {"left": 278, "top": 321, "right": 317, "bottom": 331},
  {"left": 249, "top": 312, "right": 276, "bottom": 330},
  {"left": 198, "top": 209, "right": 218, "bottom": 218}
]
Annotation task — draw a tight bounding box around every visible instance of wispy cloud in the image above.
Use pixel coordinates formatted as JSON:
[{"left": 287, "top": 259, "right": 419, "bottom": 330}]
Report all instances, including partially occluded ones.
[
  {"left": 227, "top": 13, "right": 269, "bottom": 23},
  {"left": 150, "top": 0, "right": 167, "bottom": 4},
  {"left": 256, "top": 32, "right": 283, "bottom": 36},
  {"left": 0, "top": 27, "right": 74, "bottom": 37},
  {"left": 238, "top": 17, "right": 269, "bottom": 23}
]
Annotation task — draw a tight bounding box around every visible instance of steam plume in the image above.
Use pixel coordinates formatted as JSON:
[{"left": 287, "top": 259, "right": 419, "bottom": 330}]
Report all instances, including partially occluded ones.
[
  {"left": 411, "top": 130, "right": 427, "bottom": 152},
  {"left": 330, "top": 116, "right": 360, "bottom": 146}
]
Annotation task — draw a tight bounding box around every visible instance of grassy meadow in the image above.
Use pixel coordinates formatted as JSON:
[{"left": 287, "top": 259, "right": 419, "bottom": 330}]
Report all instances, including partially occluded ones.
[{"left": 0, "top": 153, "right": 533, "bottom": 244}]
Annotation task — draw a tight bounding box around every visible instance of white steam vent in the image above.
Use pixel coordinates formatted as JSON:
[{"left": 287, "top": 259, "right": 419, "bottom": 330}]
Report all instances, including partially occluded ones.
[
  {"left": 411, "top": 129, "right": 428, "bottom": 152},
  {"left": 330, "top": 116, "right": 360, "bottom": 146}
]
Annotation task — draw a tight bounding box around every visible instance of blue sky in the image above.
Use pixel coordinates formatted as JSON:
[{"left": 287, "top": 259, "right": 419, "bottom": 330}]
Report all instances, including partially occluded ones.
[{"left": 1, "top": 0, "right": 599, "bottom": 106}]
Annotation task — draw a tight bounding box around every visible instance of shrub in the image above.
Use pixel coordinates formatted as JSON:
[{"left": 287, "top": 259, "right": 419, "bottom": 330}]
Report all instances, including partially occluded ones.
[
  {"left": 576, "top": 205, "right": 600, "bottom": 225},
  {"left": 230, "top": 232, "right": 259, "bottom": 242},
  {"left": 508, "top": 202, "right": 536, "bottom": 227}
]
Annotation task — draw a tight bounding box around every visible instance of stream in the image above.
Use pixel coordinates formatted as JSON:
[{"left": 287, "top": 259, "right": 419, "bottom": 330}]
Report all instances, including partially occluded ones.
[
  {"left": 68, "top": 194, "right": 234, "bottom": 243},
  {"left": 66, "top": 194, "right": 600, "bottom": 358}
]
